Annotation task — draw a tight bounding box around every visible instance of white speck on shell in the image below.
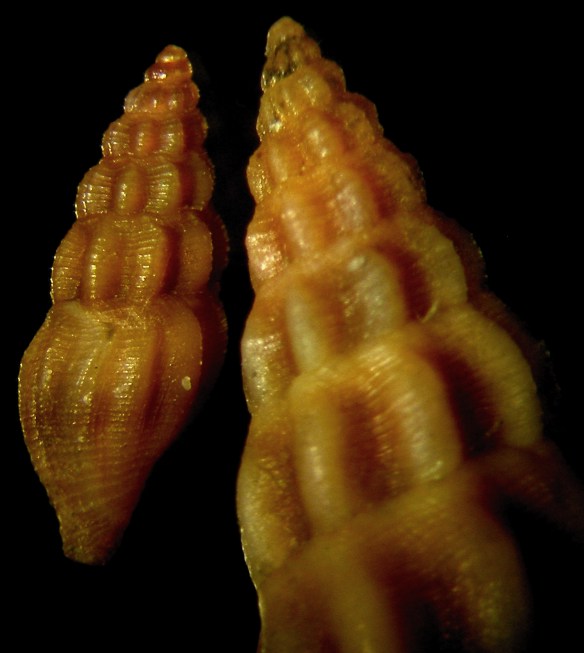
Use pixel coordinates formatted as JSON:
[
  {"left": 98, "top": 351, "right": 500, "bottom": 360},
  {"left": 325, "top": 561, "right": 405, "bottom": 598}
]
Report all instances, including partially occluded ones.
[{"left": 181, "top": 376, "right": 192, "bottom": 391}]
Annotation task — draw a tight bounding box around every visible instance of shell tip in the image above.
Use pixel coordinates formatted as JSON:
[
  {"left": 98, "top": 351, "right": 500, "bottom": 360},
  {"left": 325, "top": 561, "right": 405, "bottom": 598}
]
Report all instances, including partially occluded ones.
[
  {"left": 266, "top": 17, "right": 306, "bottom": 51},
  {"left": 146, "top": 44, "right": 192, "bottom": 82},
  {"left": 157, "top": 44, "right": 188, "bottom": 64},
  {"left": 262, "top": 17, "right": 320, "bottom": 90}
]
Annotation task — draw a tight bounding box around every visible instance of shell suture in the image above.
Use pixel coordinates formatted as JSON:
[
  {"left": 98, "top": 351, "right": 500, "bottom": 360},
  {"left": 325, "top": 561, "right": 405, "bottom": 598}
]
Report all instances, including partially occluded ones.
[{"left": 18, "top": 45, "right": 227, "bottom": 565}]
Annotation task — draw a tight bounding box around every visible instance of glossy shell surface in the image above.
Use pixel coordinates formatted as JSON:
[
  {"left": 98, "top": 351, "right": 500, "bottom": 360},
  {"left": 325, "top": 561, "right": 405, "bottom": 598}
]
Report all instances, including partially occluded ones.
[
  {"left": 237, "top": 17, "right": 584, "bottom": 652},
  {"left": 18, "top": 45, "right": 227, "bottom": 565}
]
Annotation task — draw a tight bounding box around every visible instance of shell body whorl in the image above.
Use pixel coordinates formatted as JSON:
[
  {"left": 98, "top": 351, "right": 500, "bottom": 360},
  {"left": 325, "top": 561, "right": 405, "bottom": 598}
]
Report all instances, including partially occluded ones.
[
  {"left": 18, "top": 45, "right": 227, "bottom": 565},
  {"left": 238, "top": 18, "right": 584, "bottom": 652}
]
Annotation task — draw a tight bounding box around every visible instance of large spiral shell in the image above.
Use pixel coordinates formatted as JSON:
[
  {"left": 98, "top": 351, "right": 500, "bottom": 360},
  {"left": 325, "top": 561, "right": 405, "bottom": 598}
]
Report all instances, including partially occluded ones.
[
  {"left": 18, "top": 45, "right": 227, "bottom": 565},
  {"left": 237, "top": 17, "right": 584, "bottom": 652}
]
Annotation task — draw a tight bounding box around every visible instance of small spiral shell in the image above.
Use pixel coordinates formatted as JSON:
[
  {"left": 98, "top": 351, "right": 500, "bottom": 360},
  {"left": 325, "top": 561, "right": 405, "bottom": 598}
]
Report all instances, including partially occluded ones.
[
  {"left": 18, "top": 45, "right": 228, "bottom": 565},
  {"left": 237, "top": 18, "right": 584, "bottom": 652}
]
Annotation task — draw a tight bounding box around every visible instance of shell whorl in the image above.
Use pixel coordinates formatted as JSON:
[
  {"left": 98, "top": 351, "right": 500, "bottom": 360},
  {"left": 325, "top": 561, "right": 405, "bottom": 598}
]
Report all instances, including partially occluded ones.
[
  {"left": 238, "top": 18, "right": 583, "bottom": 652},
  {"left": 18, "top": 45, "right": 227, "bottom": 565}
]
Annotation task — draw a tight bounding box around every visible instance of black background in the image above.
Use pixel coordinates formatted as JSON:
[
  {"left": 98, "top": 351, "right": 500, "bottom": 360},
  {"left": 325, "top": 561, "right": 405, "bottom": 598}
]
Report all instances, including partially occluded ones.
[{"left": 6, "top": 5, "right": 581, "bottom": 650}]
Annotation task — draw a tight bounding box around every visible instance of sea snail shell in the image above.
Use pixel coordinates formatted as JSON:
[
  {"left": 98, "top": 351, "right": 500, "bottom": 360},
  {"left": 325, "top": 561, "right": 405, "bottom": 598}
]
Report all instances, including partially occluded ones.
[
  {"left": 18, "top": 45, "right": 228, "bottom": 565},
  {"left": 237, "top": 17, "right": 584, "bottom": 652}
]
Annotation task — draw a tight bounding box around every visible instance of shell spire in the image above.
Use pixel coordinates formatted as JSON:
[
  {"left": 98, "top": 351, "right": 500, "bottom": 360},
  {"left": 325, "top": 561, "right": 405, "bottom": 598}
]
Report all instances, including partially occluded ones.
[
  {"left": 19, "top": 45, "right": 228, "bottom": 565},
  {"left": 237, "top": 18, "right": 584, "bottom": 652}
]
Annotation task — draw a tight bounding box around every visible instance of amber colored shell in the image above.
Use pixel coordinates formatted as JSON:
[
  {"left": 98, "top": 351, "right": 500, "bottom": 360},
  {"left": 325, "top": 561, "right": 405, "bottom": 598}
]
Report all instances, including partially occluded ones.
[
  {"left": 18, "top": 46, "right": 228, "bottom": 565},
  {"left": 237, "top": 18, "right": 584, "bottom": 652}
]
